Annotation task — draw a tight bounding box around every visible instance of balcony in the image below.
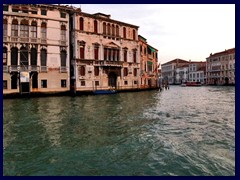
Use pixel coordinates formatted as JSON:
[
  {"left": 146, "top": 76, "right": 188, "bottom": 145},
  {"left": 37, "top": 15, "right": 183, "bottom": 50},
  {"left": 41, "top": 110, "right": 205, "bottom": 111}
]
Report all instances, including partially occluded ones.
[
  {"left": 40, "top": 66, "right": 48, "bottom": 72},
  {"left": 60, "top": 66, "right": 67, "bottom": 73},
  {"left": 98, "top": 60, "right": 123, "bottom": 67},
  {"left": 8, "top": 65, "right": 40, "bottom": 72}
]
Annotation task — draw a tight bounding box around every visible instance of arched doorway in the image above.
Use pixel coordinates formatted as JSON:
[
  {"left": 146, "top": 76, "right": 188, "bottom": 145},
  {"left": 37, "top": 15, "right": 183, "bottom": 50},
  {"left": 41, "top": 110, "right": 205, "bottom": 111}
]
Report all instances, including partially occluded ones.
[{"left": 108, "top": 72, "right": 117, "bottom": 88}]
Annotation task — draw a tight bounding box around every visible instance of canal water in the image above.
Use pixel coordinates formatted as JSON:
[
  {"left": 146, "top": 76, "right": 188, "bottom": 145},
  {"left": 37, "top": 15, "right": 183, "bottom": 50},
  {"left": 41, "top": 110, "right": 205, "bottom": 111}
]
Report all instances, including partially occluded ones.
[{"left": 3, "top": 86, "right": 235, "bottom": 176}]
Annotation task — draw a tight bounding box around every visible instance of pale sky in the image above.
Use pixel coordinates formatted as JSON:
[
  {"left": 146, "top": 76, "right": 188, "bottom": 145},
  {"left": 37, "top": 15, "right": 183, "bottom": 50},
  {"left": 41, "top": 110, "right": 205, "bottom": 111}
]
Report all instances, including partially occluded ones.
[{"left": 69, "top": 4, "right": 235, "bottom": 65}]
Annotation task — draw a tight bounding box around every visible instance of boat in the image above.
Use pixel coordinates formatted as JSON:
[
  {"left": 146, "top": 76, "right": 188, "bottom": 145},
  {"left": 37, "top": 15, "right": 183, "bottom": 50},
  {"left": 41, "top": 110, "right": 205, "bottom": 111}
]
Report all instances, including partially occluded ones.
[
  {"left": 185, "top": 81, "right": 202, "bottom": 86},
  {"left": 93, "top": 90, "right": 117, "bottom": 95}
]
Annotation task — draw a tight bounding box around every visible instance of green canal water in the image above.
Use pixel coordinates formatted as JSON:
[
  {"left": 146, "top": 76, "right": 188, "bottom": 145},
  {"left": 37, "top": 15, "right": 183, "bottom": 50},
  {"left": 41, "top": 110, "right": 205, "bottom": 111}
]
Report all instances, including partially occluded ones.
[{"left": 3, "top": 86, "right": 235, "bottom": 176}]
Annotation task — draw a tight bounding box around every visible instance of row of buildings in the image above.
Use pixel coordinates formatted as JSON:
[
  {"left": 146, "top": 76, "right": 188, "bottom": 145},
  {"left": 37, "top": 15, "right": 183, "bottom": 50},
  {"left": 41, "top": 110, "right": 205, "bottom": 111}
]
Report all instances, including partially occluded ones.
[
  {"left": 160, "top": 48, "right": 235, "bottom": 85},
  {"left": 3, "top": 4, "right": 159, "bottom": 96}
]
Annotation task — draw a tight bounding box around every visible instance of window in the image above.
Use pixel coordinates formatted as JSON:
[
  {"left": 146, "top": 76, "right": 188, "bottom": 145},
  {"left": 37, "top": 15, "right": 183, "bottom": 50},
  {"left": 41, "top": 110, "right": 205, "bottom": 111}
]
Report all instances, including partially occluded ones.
[
  {"left": 95, "top": 81, "right": 99, "bottom": 86},
  {"left": 41, "top": 9, "right": 47, "bottom": 15},
  {"left": 11, "top": 19, "right": 18, "bottom": 37},
  {"left": 20, "top": 19, "right": 29, "bottom": 38},
  {"left": 94, "top": 67, "right": 99, "bottom": 76},
  {"left": 124, "top": 81, "right": 128, "bottom": 85},
  {"left": 3, "top": 47, "right": 7, "bottom": 65},
  {"left": 107, "top": 23, "right": 111, "bottom": 35},
  {"left": 94, "top": 47, "right": 99, "bottom": 60},
  {"left": 32, "top": 73, "right": 38, "bottom": 88},
  {"left": 104, "top": 48, "right": 107, "bottom": 60},
  {"left": 61, "top": 80, "right": 67, "bottom": 87},
  {"left": 133, "top": 29, "right": 136, "bottom": 40},
  {"left": 124, "top": 50, "right": 127, "bottom": 62},
  {"left": 41, "top": 80, "right": 47, "bottom": 88},
  {"left": 3, "top": 5, "right": 8, "bottom": 11},
  {"left": 123, "top": 27, "right": 126, "bottom": 38},
  {"left": 11, "top": 74, "right": 18, "bottom": 89},
  {"left": 80, "top": 46, "right": 85, "bottom": 59},
  {"left": 40, "top": 49, "right": 47, "bottom": 67},
  {"left": 134, "top": 68, "right": 137, "bottom": 76},
  {"left": 31, "top": 10, "right": 37, "bottom": 14},
  {"left": 3, "top": 19, "right": 7, "bottom": 37},
  {"left": 61, "top": 50, "right": 67, "bottom": 67},
  {"left": 103, "top": 22, "right": 106, "bottom": 34},
  {"left": 11, "top": 47, "right": 18, "bottom": 65},
  {"left": 94, "top": 20, "right": 98, "bottom": 33},
  {"left": 30, "top": 21, "right": 37, "bottom": 39},
  {"left": 41, "top": 23, "right": 47, "bottom": 39},
  {"left": 134, "top": 81, "right": 137, "bottom": 85},
  {"left": 81, "top": 81, "right": 85, "bottom": 86},
  {"left": 112, "top": 24, "right": 115, "bottom": 36},
  {"left": 61, "top": 25, "right": 66, "bottom": 41},
  {"left": 124, "top": 68, "right": 128, "bottom": 76},
  {"left": 79, "top": 66, "right": 85, "bottom": 76},
  {"left": 133, "top": 51, "right": 137, "bottom": 63},
  {"left": 20, "top": 46, "right": 28, "bottom": 66},
  {"left": 12, "top": 6, "right": 19, "bottom": 12},
  {"left": 60, "top": 12, "right": 66, "bottom": 18},
  {"left": 3, "top": 80, "right": 8, "bottom": 89},
  {"left": 30, "top": 48, "right": 37, "bottom": 66},
  {"left": 80, "top": 17, "right": 84, "bottom": 31},
  {"left": 116, "top": 26, "right": 119, "bottom": 37}
]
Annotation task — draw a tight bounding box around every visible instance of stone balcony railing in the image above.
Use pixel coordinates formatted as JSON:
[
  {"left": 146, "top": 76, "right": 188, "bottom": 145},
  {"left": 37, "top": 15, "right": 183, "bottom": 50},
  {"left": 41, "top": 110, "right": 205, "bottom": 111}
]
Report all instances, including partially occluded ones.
[{"left": 8, "top": 65, "right": 40, "bottom": 72}]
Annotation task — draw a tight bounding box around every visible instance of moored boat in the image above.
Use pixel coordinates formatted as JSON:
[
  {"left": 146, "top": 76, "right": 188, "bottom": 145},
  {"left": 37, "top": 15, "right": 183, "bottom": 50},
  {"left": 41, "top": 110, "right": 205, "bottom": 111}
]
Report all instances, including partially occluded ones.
[{"left": 93, "top": 90, "right": 117, "bottom": 95}]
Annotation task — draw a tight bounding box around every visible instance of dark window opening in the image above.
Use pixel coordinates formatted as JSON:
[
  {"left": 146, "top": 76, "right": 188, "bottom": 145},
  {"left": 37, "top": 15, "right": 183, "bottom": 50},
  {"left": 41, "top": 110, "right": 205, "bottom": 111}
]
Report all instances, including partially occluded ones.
[
  {"left": 61, "top": 80, "right": 67, "bottom": 87},
  {"left": 61, "top": 50, "right": 67, "bottom": 67},
  {"left": 60, "top": 12, "right": 66, "bottom": 18},
  {"left": 41, "top": 80, "right": 47, "bottom": 88},
  {"left": 31, "top": 48, "right": 37, "bottom": 66},
  {"left": 11, "top": 47, "right": 18, "bottom": 65},
  {"left": 41, "top": 10, "right": 47, "bottom": 15},
  {"left": 32, "top": 73, "right": 38, "bottom": 88},
  {"left": 3, "top": 80, "right": 8, "bottom": 89},
  {"left": 11, "top": 74, "right": 18, "bottom": 89},
  {"left": 80, "top": 17, "right": 84, "bottom": 31}
]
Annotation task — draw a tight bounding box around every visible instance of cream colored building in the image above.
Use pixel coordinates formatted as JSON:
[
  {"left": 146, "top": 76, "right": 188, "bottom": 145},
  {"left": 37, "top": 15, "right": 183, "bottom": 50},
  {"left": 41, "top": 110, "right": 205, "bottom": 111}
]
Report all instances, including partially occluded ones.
[
  {"left": 70, "top": 11, "right": 140, "bottom": 92},
  {"left": 3, "top": 4, "right": 70, "bottom": 95},
  {"left": 206, "top": 48, "right": 235, "bottom": 85}
]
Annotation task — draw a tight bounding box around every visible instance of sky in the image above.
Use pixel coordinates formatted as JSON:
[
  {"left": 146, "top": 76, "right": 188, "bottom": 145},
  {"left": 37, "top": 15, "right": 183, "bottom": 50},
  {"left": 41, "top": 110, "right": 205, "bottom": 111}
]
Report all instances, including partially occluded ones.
[{"left": 68, "top": 4, "right": 235, "bottom": 65}]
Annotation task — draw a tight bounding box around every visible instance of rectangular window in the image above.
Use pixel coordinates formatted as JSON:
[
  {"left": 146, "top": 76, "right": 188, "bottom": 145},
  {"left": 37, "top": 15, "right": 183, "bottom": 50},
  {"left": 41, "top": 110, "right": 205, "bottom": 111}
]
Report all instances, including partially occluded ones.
[
  {"left": 124, "top": 81, "right": 128, "bottom": 85},
  {"left": 41, "top": 10, "right": 47, "bottom": 15},
  {"left": 134, "top": 81, "right": 137, "bottom": 85},
  {"left": 94, "top": 47, "right": 99, "bottom": 60},
  {"left": 133, "top": 51, "right": 137, "bottom": 63},
  {"left": 80, "top": 47, "right": 85, "bottom": 59},
  {"left": 3, "top": 80, "right": 7, "bottom": 89},
  {"left": 3, "top": 5, "right": 9, "bottom": 11},
  {"left": 61, "top": 80, "right": 67, "bottom": 88},
  {"left": 124, "top": 51, "right": 127, "bottom": 62},
  {"left": 60, "top": 12, "right": 66, "bottom": 18},
  {"left": 41, "top": 80, "right": 47, "bottom": 88},
  {"left": 81, "top": 81, "right": 85, "bottom": 86},
  {"left": 95, "top": 81, "right": 99, "bottom": 86}
]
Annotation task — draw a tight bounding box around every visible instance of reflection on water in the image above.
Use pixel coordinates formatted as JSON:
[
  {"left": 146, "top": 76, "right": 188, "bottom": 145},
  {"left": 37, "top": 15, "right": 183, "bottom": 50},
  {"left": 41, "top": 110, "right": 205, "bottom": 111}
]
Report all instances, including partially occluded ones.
[{"left": 3, "top": 86, "right": 235, "bottom": 175}]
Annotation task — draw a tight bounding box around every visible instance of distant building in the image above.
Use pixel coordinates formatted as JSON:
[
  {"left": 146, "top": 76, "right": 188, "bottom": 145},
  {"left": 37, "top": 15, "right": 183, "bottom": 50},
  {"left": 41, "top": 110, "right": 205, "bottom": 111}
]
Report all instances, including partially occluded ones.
[
  {"left": 175, "top": 64, "right": 189, "bottom": 84},
  {"left": 161, "top": 58, "right": 189, "bottom": 84},
  {"left": 206, "top": 48, "right": 235, "bottom": 85},
  {"left": 188, "top": 61, "right": 206, "bottom": 84}
]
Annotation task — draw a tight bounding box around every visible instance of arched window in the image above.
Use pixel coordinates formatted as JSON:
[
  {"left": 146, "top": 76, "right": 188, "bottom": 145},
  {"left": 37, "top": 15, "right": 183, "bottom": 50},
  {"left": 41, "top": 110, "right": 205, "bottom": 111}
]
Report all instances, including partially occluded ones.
[
  {"left": 94, "top": 67, "right": 99, "bottom": 76},
  {"left": 107, "top": 23, "right": 111, "bottom": 35},
  {"left": 94, "top": 20, "right": 98, "bottom": 33},
  {"left": 40, "top": 49, "right": 47, "bottom": 67},
  {"left": 41, "top": 22, "right": 47, "bottom": 39},
  {"left": 133, "top": 51, "right": 137, "bottom": 63},
  {"left": 11, "top": 47, "right": 18, "bottom": 65},
  {"left": 80, "top": 66, "right": 85, "bottom": 76},
  {"left": 20, "top": 46, "right": 28, "bottom": 66},
  {"left": 123, "top": 27, "right": 126, "bottom": 39},
  {"left": 133, "top": 29, "right": 136, "bottom": 40},
  {"left": 61, "top": 25, "right": 66, "bottom": 41},
  {"left": 124, "top": 68, "right": 128, "bottom": 76},
  {"left": 30, "top": 48, "right": 37, "bottom": 66},
  {"left": 31, "top": 21, "right": 37, "bottom": 38},
  {"left": 20, "top": 19, "right": 29, "bottom": 38},
  {"left": 3, "top": 47, "right": 7, "bottom": 65},
  {"left": 103, "top": 22, "right": 106, "bottom": 34},
  {"left": 61, "top": 50, "right": 67, "bottom": 67},
  {"left": 124, "top": 50, "right": 128, "bottom": 62},
  {"left": 80, "top": 46, "right": 85, "bottom": 59},
  {"left": 3, "top": 19, "right": 7, "bottom": 37},
  {"left": 11, "top": 19, "right": 18, "bottom": 37},
  {"left": 94, "top": 46, "right": 99, "bottom": 60},
  {"left": 116, "top": 25, "right": 119, "bottom": 37},
  {"left": 80, "top": 17, "right": 84, "bottom": 31},
  {"left": 112, "top": 24, "right": 115, "bottom": 36}
]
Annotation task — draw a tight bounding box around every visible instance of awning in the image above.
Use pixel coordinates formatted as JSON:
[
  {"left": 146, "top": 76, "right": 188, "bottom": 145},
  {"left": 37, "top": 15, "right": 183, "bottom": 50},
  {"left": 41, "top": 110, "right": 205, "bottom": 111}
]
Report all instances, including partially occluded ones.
[
  {"left": 148, "top": 46, "right": 155, "bottom": 52},
  {"left": 147, "top": 61, "right": 153, "bottom": 65}
]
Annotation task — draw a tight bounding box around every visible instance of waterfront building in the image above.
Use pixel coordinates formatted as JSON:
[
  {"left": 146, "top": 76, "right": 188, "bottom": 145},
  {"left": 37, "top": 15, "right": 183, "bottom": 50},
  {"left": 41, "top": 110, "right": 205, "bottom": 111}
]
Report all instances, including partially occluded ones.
[
  {"left": 70, "top": 10, "right": 141, "bottom": 93},
  {"left": 161, "top": 59, "right": 189, "bottom": 85},
  {"left": 188, "top": 61, "right": 206, "bottom": 84},
  {"left": 206, "top": 48, "right": 235, "bottom": 85},
  {"left": 3, "top": 4, "right": 71, "bottom": 95},
  {"left": 175, "top": 64, "right": 189, "bottom": 84},
  {"left": 138, "top": 35, "right": 159, "bottom": 88}
]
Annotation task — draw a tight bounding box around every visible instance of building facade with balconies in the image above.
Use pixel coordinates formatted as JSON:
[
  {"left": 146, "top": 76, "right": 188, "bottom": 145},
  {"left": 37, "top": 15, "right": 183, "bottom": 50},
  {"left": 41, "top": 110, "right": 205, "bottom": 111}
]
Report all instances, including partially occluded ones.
[
  {"left": 3, "top": 4, "right": 70, "bottom": 95},
  {"left": 138, "top": 35, "right": 159, "bottom": 88},
  {"left": 188, "top": 61, "right": 206, "bottom": 84},
  {"left": 69, "top": 10, "right": 140, "bottom": 92},
  {"left": 206, "top": 48, "right": 235, "bottom": 85}
]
